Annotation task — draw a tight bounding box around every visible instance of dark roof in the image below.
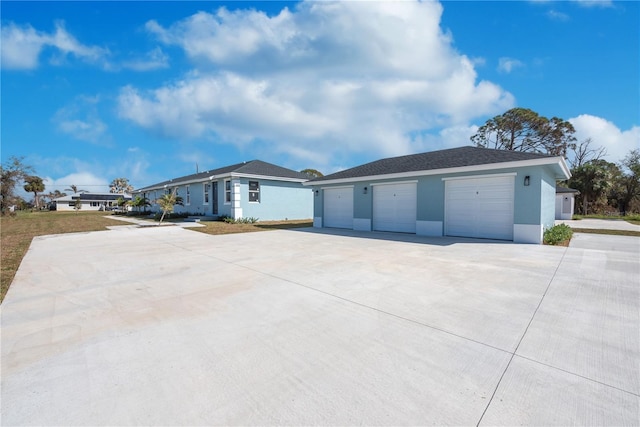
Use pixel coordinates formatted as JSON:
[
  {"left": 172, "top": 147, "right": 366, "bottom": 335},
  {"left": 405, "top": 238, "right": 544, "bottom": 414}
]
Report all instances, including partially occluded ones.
[
  {"left": 556, "top": 186, "right": 579, "bottom": 194},
  {"left": 77, "top": 193, "right": 131, "bottom": 201},
  {"left": 310, "top": 146, "right": 556, "bottom": 182},
  {"left": 135, "top": 160, "right": 309, "bottom": 192}
]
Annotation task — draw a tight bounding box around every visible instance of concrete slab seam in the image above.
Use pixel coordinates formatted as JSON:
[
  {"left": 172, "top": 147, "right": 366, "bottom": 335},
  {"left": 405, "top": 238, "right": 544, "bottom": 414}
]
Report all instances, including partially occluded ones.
[
  {"left": 513, "top": 354, "right": 640, "bottom": 397},
  {"left": 151, "top": 231, "right": 515, "bottom": 355},
  {"left": 146, "top": 231, "right": 640, "bottom": 412},
  {"left": 475, "top": 245, "right": 570, "bottom": 427}
]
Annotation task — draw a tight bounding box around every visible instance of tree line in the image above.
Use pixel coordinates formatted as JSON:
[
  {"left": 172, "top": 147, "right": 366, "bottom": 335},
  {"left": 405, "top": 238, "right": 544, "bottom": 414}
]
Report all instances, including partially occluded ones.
[
  {"left": 0, "top": 158, "right": 136, "bottom": 215},
  {"left": 471, "top": 107, "right": 639, "bottom": 216}
]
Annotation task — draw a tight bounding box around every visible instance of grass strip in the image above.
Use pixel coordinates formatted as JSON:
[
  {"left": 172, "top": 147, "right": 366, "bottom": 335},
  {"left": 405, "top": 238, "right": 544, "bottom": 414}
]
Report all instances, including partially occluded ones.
[{"left": 1, "top": 211, "right": 126, "bottom": 303}]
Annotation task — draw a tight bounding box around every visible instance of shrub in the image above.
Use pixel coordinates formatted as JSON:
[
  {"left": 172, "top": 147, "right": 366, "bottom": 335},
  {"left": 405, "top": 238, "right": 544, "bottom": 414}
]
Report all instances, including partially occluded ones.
[
  {"left": 544, "top": 224, "right": 573, "bottom": 245},
  {"left": 221, "top": 216, "right": 259, "bottom": 224}
]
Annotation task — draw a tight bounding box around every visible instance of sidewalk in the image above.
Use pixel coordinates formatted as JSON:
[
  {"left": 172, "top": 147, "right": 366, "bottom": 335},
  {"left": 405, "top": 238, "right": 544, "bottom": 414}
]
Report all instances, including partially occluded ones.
[
  {"left": 104, "top": 215, "right": 204, "bottom": 228},
  {"left": 555, "top": 218, "right": 640, "bottom": 232}
]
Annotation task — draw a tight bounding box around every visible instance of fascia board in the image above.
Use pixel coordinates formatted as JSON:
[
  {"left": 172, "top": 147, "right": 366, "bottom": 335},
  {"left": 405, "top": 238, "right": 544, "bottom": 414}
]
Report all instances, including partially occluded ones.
[{"left": 227, "top": 173, "right": 308, "bottom": 183}]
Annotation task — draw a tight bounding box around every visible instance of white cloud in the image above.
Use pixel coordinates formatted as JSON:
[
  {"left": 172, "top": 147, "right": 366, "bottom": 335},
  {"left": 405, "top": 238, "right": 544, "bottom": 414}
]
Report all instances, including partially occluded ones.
[
  {"left": 43, "top": 172, "right": 110, "bottom": 194},
  {"left": 121, "top": 47, "right": 169, "bottom": 71},
  {"left": 52, "top": 96, "right": 109, "bottom": 144},
  {"left": 1, "top": 21, "right": 107, "bottom": 70},
  {"left": 547, "top": 10, "right": 570, "bottom": 21},
  {"left": 571, "top": 0, "right": 613, "bottom": 8},
  {"left": 569, "top": 114, "right": 640, "bottom": 163},
  {"left": 120, "top": 1, "right": 514, "bottom": 168},
  {"left": 497, "top": 57, "right": 525, "bottom": 74}
]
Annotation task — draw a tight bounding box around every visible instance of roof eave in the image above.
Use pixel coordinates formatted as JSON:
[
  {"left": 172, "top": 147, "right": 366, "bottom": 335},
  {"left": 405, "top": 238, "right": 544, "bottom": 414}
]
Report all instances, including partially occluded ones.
[
  {"left": 134, "top": 173, "right": 308, "bottom": 193},
  {"left": 303, "top": 156, "right": 571, "bottom": 186}
]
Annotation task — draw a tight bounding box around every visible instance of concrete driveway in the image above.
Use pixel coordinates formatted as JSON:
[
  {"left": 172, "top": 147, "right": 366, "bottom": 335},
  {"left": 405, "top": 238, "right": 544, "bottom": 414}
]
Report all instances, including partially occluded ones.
[{"left": 1, "top": 227, "right": 638, "bottom": 425}]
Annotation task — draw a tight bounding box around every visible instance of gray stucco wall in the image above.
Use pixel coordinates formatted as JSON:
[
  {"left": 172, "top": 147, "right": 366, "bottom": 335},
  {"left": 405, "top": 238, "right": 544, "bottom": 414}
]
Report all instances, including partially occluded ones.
[
  {"left": 311, "top": 165, "right": 558, "bottom": 231},
  {"left": 540, "top": 168, "right": 557, "bottom": 231}
]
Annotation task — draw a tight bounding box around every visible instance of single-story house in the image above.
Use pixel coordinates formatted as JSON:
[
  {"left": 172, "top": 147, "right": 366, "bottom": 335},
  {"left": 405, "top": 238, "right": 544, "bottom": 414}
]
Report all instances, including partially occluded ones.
[
  {"left": 133, "top": 160, "right": 313, "bottom": 221},
  {"left": 53, "top": 193, "right": 132, "bottom": 211},
  {"left": 303, "top": 146, "right": 571, "bottom": 244},
  {"left": 555, "top": 187, "right": 579, "bottom": 220}
]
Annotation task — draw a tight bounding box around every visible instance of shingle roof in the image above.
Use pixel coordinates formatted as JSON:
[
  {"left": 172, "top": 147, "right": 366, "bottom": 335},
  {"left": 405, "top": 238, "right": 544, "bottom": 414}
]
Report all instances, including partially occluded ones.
[
  {"left": 310, "top": 146, "right": 557, "bottom": 182},
  {"left": 556, "top": 186, "right": 579, "bottom": 194},
  {"left": 135, "top": 160, "right": 309, "bottom": 192},
  {"left": 55, "top": 193, "right": 131, "bottom": 202}
]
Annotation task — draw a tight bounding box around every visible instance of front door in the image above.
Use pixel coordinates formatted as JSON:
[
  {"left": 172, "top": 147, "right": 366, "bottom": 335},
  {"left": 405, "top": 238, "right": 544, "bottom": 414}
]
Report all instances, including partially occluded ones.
[{"left": 212, "top": 182, "right": 218, "bottom": 215}]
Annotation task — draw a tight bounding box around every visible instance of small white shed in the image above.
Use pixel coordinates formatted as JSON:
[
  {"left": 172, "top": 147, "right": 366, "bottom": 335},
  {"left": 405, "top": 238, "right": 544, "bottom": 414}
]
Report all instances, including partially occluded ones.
[{"left": 555, "top": 187, "right": 579, "bottom": 220}]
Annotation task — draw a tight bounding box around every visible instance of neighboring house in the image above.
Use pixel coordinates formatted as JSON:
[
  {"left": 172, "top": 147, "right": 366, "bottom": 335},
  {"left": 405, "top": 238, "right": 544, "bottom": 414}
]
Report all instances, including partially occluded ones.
[
  {"left": 53, "top": 193, "right": 132, "bottom": 211},
  {"left": 133, "top": 160, "right": 313, "bottom": 221},
  {"left": 555, "top": 187, "right": 579, "bottom": 220},
  {"left": 303, "top": 146, "right": 571, "bottom": 244}
]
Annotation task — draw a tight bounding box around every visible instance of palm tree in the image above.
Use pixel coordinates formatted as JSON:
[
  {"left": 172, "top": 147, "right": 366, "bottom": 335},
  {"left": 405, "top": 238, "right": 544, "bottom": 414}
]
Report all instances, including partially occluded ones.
[
  {"left": 109, "top": 178, "right": 134, "bottom": 194},
  {"left": 23, "top": 176, "right": 45, "bottom": 210},
  {"left": 130, "top": 195, "right": 150, "bottom": 213},
  {"left": 114, "top": 196, "right": 129, "bottom": 213},
  {"left": 156, "top": 189, "right": 183, "bottom": 224},
  {"left": 65, "top": 184, "right": 87, "bottom": 194}
]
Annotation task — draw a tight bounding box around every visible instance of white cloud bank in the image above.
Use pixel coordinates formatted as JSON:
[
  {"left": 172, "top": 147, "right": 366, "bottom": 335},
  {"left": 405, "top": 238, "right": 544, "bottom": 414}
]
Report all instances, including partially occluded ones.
[
  {"left": 44, "top": 172, "right": 110, "bottom": 194},
  {"left": 569, "top": 114, "right": 640, "bottom": 163},
  {"left": 118, "top": 1, "right": 514, "bottom": 166},
  {"left": 1, "top": 21, "right": 107, "bottom": 70}
]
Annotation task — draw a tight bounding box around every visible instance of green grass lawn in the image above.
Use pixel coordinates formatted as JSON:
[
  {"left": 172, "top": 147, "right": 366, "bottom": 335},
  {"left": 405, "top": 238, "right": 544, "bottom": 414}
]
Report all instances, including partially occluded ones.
[{"left": 0, "top": 211, "right": 124, "bottom": 303}]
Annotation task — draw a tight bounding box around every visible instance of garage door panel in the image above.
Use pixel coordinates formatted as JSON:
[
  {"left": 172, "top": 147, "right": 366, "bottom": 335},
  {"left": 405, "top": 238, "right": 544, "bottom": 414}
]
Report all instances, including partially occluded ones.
[
  {"left": 324, "top": 187, "right": 353, "bottom": 229},
  {"left": 445, "top": 176, "right": 514, "bottom": 241},
  {"left": 373, "top": 183, "right": 416, "bottom": 233}
]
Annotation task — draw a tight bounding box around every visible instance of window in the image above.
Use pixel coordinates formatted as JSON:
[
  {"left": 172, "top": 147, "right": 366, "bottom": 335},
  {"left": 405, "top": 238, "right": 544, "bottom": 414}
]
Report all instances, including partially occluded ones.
[
  {"left": 203, "top": 183, "right": 210, "bottom": 204},
  {"left": 186, "top": 185, "right": 191, "bottom": 205},
  {"left": 249, "top": 181, "right": 260, "bottom": 202},
  {"left": 90, "top": 202, "right": 99, "bottom": 207},
  {"left": 225, "top": 180, "right": 231, "bottom": 203},
  {"left": 68, "top": 202, "right": 75, "bottom": 207}
]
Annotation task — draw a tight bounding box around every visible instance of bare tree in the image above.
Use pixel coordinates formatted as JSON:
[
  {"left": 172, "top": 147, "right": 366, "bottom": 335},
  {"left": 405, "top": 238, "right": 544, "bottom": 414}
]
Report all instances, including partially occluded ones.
[{"left": 568, "top": 138, "right": 607, "bottom": 169}]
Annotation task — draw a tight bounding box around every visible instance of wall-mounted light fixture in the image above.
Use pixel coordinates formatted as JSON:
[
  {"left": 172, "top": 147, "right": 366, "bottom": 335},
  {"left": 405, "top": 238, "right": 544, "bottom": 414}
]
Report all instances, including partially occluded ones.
[
  {"left": 315, "top": 190, "right": 319, "bottom": 197},
  {"left": 524, "top": 176, "right": 530, "bottom": 186},
  {"left": 363, "top": 187, "right": 368, "bottom": 194}
]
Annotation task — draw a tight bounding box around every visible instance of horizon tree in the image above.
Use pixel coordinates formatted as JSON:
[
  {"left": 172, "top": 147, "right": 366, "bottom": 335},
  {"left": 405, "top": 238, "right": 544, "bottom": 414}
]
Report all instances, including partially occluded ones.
[
  {"left": 23, "top": 176, "right": 45, "bottom": 210},
  {"left": 568, "top": 138, "right": 608, "bottom": 169},
  {"left": 470, "top": 107, "right": 576, "bottom": 156},
  {"left": 1, "top": 156, "right": 34, "bottom": 215},
  {"left": 301, "top": 168, "right": 324, "bottom": 178},
  {"left": 110, "top": 178, "right": 133, "bottom": 194},
  {"left": 608, "top": 149, "right": 640, "bottom": 215}
]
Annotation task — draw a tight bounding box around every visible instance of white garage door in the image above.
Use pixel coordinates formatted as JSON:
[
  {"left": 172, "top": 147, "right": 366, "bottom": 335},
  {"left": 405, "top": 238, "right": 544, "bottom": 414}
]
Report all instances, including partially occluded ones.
[
  {"left": 323, "top": 187, "right": 353, "bottom": 229},
  {"left": 373, "top": 182, "right": 417, "bottom": 233},
  {"left": 445, "top": 175, "right": 514, "bottom": 240}
]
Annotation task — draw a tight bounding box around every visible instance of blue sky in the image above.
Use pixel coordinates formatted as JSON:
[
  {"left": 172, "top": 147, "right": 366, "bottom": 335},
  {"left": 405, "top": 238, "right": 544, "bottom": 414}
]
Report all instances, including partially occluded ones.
[{"left": 2, "top": 0, "right": 638, "bottom": 196}]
